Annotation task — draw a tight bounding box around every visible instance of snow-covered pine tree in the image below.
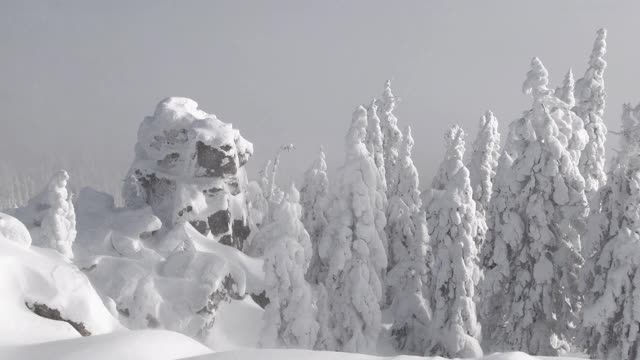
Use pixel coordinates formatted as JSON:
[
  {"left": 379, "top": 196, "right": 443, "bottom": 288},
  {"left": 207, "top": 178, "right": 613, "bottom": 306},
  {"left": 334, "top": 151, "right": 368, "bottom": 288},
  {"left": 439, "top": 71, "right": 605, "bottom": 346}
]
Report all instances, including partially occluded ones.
[
  {"left": 320, "top": 106, "right": 387, "bottom": 354},
  {"left": 387, "top": 126, "right": 422, "bottom": 269},
  {"left": 11, "top": 170, "right": 77, "bottom": 259},
  {"left": 581, "top": 103, "right": 640, "bottom": 360},
  {"left": 555, "top": 69, "right": 576, "bottom": 108},
  {"left": 260, "top": 183, "right": 318, "bottom": 349},
  {"left": 387, "top": 204, "right": 431, "bottom": 354},
  {"left": 300, "top": 148, "right": 330, "bottom": 284},
  {"left": 423, "top": 125, "right": 482, "bottom": 358},
  {"left": 376, "top": 80, "right": 403, "bottom": 199},
  {"left": 481, "top": 57, "right": 588, "bottom": 355},
  {"left": 469, "top": 110, "right": 501, "bottom": 215},
  {"left": 468, "top": 111, "right": 500, "bottom": 256},
  {"left": 386, "top": 125, "right": 431, "bottom": 354},
  {"left": 40, "top": 170, "right": 77, "bottom": 259},
  {"left": 575, "top": 29, "right": 608, "bottom": 198},
  {"left": 366, "top": 100, "right": 387, "bottom": 193},
  {"left": 366, "top": 100, "right": 389, "bottom": 280}
]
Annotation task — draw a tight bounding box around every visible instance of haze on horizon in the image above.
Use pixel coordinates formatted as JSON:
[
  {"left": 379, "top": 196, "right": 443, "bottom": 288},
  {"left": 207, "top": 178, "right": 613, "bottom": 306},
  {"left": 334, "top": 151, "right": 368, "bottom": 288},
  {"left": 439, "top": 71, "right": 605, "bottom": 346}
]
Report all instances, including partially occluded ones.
[{"left": 2, "top": 0, "right": 640, "bottom": 194}]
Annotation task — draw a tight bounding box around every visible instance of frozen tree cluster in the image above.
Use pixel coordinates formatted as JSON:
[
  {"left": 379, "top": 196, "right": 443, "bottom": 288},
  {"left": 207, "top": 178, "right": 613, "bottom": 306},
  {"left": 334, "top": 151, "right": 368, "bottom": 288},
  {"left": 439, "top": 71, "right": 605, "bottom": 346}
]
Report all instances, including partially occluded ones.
[{"left": 6, "top": 27, "right": 640, "bottom": 360}]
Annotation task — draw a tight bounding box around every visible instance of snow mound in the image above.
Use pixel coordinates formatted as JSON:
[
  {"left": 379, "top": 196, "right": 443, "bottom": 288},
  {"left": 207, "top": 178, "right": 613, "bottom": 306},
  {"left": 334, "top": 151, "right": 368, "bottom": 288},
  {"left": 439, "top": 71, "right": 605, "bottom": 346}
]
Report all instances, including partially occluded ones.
[
  {"left": 0, "top": 330, "right": 211, "bottom": 360},
  {"left": 0, "top": 219, "right": 121, "bottom": 346},
  {"left": 74, "top": 187, "right": 264, "bottom": 346},
  {"left": 207, "top": 297, "right": 264, "bottom": 351},
  {"left": 189, "top": 349, "right": 565, "bottom": 360},
  {"left": 122, "top": 97, "right": 253, "bottom": 249},
  {"left": 0, "top": 212, "right": 32, "bottom": 247}
]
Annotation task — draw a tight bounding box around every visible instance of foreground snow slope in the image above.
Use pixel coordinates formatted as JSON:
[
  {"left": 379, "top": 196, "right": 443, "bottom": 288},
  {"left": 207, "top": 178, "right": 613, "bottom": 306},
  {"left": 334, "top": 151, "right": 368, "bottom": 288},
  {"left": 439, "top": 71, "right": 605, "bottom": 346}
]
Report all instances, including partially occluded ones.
[
  {"left": 188, "top": 349, "right": 585, "bottom": 360},
  {"left": 0, "top": 213, "right": 121, "bottom": 346},
  {"left": 0, "top": 330, "right": 211, "bottom": 360}
]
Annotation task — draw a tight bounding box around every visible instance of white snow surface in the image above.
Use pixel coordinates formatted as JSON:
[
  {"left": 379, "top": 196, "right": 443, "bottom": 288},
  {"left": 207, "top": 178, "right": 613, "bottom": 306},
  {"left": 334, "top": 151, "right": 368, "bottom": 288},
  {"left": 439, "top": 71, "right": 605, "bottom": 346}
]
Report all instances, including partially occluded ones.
[
  {"left": 73, "top": 187, "right": 263, "bottom": 345},
  {"left": 0, "top": 330, "right": 211, "bottom": 360},
  {"left": 0, "top": 219, "right": 121, "bottom": 346},
  {"left": 190, "top": 349, "right": 585, "bottom": 360}
]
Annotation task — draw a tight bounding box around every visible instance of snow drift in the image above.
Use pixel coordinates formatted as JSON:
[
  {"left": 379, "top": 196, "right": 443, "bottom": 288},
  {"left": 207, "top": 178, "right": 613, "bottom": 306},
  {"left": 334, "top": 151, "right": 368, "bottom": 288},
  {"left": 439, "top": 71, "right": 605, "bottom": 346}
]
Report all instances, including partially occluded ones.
[{"left": 0, "top": 212, "right": 121, "bottom": 346}]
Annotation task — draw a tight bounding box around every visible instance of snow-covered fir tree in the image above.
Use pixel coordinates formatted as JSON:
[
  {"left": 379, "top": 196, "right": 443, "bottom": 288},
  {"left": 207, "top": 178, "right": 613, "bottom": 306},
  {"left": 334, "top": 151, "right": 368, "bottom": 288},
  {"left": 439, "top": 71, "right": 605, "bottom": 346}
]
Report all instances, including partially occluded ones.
[
  {"left": 376, "top": 80, "right": 403, "bottom": 199},
  {"left": 555, "top": 69, "right": 576, "bottom": 108},
  {"left": 319, "top": 106, "right": 387, "bottom": 354},
  {"left": 366, "top": 100, "right": 387, "bottom": 192},
  {"left": 40, "top": 170, "right": 77, "bottom": 259},
  {"left": 12, "top": 170, "right": 77, "bottom": 259},
  {"left": 423, "top": 125, "right": 482, "bottom": 358},
  {"left": 482, "top": 57, "right": 588, "bottom": 355},
  {"left": 469, "top": 110, "right": 501, "bottom": 215},
  {"left": 365, "top": 100, "right": 389, "bottom": 280},
  {"left": 575, "top": 28, "right": 608, "bottom": 198},
  {"left": 387, "top": 126, "right": 422, "bottom": 270},
  {"left": 468, "top": 111, "right": 500, "bottom": 254},
  {"left": 260, "top": 184, "right": 318, "bottom": 349},
  {"left": 386, "top": 125, "right": 431, "bottom": 354},
  {"left": 581, "top": 103, "right": 640, "bottom": 360},
  {"left": 300, "top": 148, "right": 330, "bottom": 284}
]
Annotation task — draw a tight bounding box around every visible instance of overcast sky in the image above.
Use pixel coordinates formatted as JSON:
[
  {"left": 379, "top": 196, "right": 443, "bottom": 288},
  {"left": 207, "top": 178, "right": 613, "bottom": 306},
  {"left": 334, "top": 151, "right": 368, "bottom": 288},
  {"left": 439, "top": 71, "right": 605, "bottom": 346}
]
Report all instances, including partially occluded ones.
[{"left": 2, "top": 0, "right": 640, "bottom": 191}]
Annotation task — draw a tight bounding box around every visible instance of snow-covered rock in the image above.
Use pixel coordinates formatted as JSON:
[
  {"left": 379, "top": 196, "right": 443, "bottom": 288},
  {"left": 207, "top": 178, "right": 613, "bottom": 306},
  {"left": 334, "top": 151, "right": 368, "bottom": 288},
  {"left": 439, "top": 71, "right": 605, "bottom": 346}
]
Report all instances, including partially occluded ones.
[
  {"left": 122, "top": 97, "right": 253, "bottom": 249},
  {"left": 0, "top": 216, "right": 121, "bottom": 346},
  {"left": 74, "top": 187, "right": 264, "bottom": 346}
]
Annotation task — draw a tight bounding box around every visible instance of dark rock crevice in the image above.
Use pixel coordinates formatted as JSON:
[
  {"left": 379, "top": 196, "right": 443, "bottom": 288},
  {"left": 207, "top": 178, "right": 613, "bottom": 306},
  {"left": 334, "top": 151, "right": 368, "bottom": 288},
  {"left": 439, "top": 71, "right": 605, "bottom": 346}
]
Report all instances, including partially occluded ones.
[{"left": 26, "top": 302, "right": 91, "bottom": 336}]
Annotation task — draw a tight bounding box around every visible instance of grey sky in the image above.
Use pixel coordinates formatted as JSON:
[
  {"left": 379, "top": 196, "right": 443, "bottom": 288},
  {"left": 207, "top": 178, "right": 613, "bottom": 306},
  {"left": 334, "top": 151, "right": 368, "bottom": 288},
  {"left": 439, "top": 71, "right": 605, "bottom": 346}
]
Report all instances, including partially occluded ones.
[{"left": 2, "top": 0, "right": 640, "bottom": 191}]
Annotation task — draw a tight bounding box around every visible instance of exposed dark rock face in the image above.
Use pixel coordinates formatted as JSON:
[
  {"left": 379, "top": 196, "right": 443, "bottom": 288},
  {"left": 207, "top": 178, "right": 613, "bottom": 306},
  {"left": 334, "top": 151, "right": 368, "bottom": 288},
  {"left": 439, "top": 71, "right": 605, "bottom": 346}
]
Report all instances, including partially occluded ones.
[
  {"left": 26, "top": 302, "right": 91, "bottom": 336},
  {"left": 123, "top": 97, "right": 254, "bottom": 250},
  {"left": 231, "top": 219, "right": 251, "bottom": 249},
  {"left": 250, "top": 291, "right": 270, "bottom": 309}
]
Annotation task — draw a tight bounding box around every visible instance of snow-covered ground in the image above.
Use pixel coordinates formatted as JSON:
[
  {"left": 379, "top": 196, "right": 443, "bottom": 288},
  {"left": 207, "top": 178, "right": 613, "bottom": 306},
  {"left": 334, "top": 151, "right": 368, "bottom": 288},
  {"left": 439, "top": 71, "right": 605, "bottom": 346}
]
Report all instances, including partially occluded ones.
[{"left": 0, "top": 330, "right": 211, "bottom": 360}]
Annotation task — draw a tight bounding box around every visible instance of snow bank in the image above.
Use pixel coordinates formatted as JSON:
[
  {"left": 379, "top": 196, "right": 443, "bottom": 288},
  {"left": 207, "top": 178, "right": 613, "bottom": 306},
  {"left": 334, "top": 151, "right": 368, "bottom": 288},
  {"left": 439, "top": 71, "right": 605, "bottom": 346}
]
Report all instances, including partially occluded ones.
[
  {"left": 74, "top": 187, "right": 264, "bottom": 346},
  {"left": 189, "top": 348, "right": 578, "bottom": 360},
  {"left": 0, "top": 212, "right": 32, "bottom": 247},
  {"left": 0, "top": 213, "right": 121, "bottom": 346},
  {"left": 122, "top": 97, "right": 253, "bottom": 249},
  {"left": 0, "top": 330, "right": 211, "bottom": 360}
]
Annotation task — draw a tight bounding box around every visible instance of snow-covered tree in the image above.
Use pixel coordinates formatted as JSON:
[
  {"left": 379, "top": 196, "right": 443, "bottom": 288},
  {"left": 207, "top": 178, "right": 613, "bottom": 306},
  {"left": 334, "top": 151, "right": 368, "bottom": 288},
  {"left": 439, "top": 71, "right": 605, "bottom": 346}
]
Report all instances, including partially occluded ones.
[
  {"left": 366, "top": 100, "right": 389, "bottom": 278},
  {"left": 260, "top": 184, "right": 318, "bottom": 349},
  {"left": 366, "top": 100, "right": 386, "bottom": 191},
  {"left": 575, "top": 28, "right": 608, "bottom": 197},
  {"left": 481, "top": 57, "right": 588, "bottom": 355},
  {"left": 12, "top": 170, "right": 77, "bottom": 259},
  {"left": 320, "top": 106, "right": 387, "bottom": 354},
  {"left": 376, "top": 80, "right": 403, "bottom": 199},
  {"left": 555, "top": 69, "right": 576, "bottom": 108},
  {"left": 387, "top": 126, "right": 422, "bottom": 269},
  {"left": 423, "top": 125, "right": 482, "bottom": 358},
  {"left": 468, "top": 111, "right": 500, "bottom": 257},
  {"left": 300, "top": 148, "right": 330, "bottom": 284},
  {"left": 469, "top": 110, "right": 501, "bottom": 215},
  {"left": 385, "top": 125, "right": 431, "bottom": 354},
  {"left": 581, "top": 103, "right": 640, "bottom": 360},
  {"left": 387, "top": 204, "right": 431, "bottom": 354}
]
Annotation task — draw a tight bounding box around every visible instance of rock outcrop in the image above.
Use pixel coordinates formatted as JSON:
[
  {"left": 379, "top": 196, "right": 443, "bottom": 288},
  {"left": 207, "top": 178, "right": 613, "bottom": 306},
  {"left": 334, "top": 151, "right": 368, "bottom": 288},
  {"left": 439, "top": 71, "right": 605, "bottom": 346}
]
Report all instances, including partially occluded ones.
[{"left": 123, "top": 97, "right": 253, "bottom": 249}]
